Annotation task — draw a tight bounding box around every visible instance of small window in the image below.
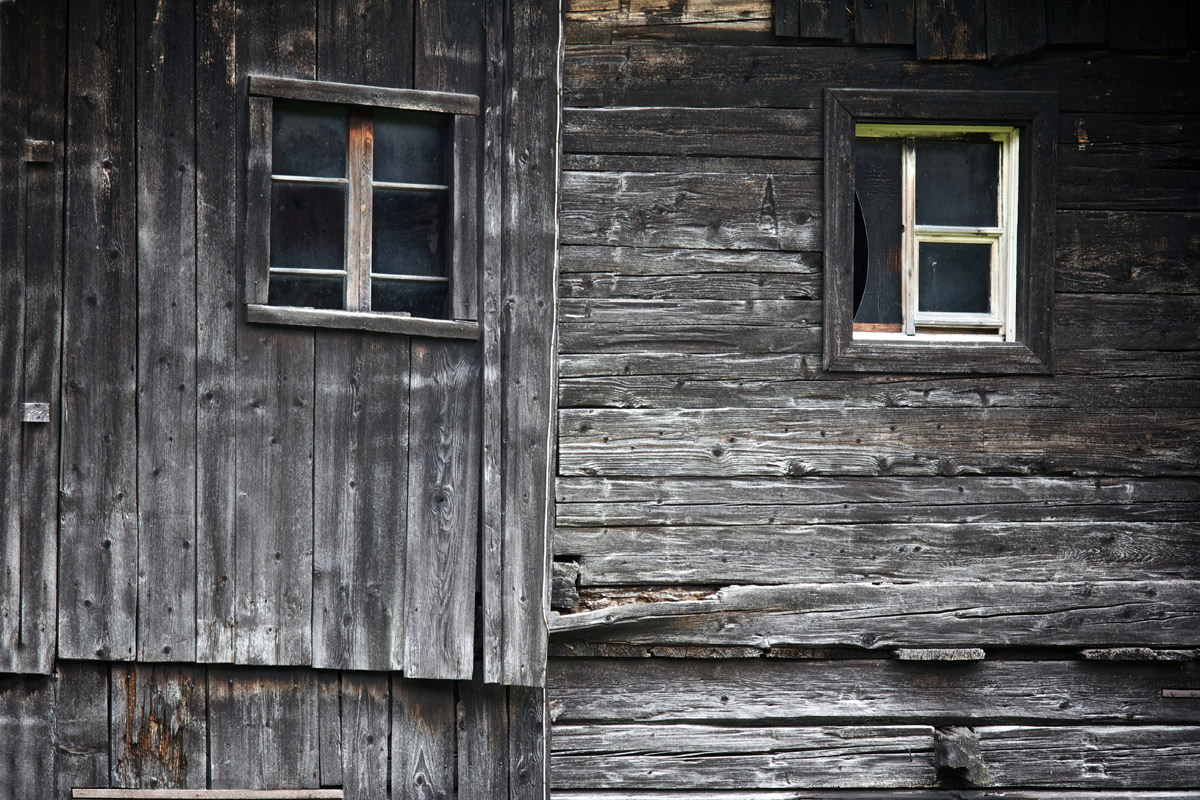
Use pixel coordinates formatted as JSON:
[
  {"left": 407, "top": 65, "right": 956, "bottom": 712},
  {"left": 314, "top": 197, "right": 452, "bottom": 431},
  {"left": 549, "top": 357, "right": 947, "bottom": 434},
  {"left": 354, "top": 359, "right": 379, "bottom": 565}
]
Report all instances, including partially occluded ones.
[
  {"left": 824, "top": 89, "right": 1057, "bottom": 373},
  {"left": 245, "top": 76, "right": 480, "bottom": 340}
]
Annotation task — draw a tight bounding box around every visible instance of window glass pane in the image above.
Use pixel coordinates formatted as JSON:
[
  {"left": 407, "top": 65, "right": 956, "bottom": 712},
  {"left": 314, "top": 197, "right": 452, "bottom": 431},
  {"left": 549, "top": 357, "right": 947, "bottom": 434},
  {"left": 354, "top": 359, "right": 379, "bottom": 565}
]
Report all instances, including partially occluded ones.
[
  {"left": 269, "top": 275, "right": 343, "bottom": 309},
  {"left": 914, "top": 139, "right": 999, "bottom": 228},
  {"left": 852, "top": 138, "right": 903, "bottom": 327},
  {"left": 271, "top": 182, "right": 346, "bottom": 272},
  {"left": 272, "top": 100, "right": 347, "bottom": 178},
  {"left": 918, "top": 242, "right": 992, "bottom": 314},
  {"left": 372, "top": 188, "right": 447, "bottom": 278},
  {"left": 373, "top": 108, "right": 448, "bottom": 185},
  {"left": 372, "top": 280, "right": 448, "bottom": 317}
]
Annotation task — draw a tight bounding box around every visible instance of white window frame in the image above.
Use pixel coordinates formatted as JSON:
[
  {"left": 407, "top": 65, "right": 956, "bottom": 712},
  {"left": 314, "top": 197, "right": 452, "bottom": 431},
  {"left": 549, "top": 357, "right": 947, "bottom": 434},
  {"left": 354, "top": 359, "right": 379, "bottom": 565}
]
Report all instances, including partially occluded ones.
[{"left": 853, "top": 123, "right": 1020, "bottom": 342}]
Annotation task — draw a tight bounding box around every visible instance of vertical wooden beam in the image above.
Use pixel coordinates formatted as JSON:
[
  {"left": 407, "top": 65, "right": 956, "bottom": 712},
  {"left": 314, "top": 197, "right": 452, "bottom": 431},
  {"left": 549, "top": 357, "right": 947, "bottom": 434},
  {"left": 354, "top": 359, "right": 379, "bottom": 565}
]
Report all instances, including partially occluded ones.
[
  {"left": 207, "top": 667, "right": 321, "bottom": 789},
  {"left": 508, "top": 686, "right": 547, "bottom": 800},
  {"left": 458, "top": 676, "right": 509, "bottom": 799},
  {"left": 392, "top": 679, "right": 456, "bottom": 799},
  {"left": 59, "top": 0, "right": 139, "bottom": 662},
  {"left": 54, "top": 664, "right": 110, "bottom": 797},
  {"left": 0, "top": 675, "right": 55, "bottom": 798},
  {"left": 339, "top": 673, "right": 390, "bottom": 800},
  {"left": 915, "top": 0, "right": 987, "bottom": 59},
  {"left": 110, "top": 665, "right": 207, "bottom": 789},
  {"left": 316, "top": 672, "right": 343, "bottom": 789},
  {"left": 135, "top": 0, "right": 199, "bottom": 663},
  {"left": 314, "top": 0, "right": 415, "bottom": 674}
]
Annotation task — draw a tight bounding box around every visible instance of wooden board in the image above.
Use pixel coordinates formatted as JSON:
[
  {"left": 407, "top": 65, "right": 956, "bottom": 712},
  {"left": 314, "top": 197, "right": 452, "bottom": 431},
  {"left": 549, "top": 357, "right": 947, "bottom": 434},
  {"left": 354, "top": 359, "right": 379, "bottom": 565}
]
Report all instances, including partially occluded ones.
[
  {"left": 1109, "top": 0, "right": 1188, "bottom": 49},
  {"left": 207, "top": 668, "right": 320, "bottom": 789},
  {"left": 135, "top": 0, "right": 198, "bottom": 663},
  {"left": 58, "top": 0, "right": 139, "bottom": 662},
  {"left": 338, "top": 674, "right": 389, "bottom": 800},
  {"left": 548, "top": 657, "right": 1200, "bottom": 724},
  {"left": 0, "top": 674, "right": 55, "bottom": 797},
  {"left": 54, "top": 663, "right": 111, "bottom": 797},
  {"left": 392, "top": 681, "right": 455, "bottom": 799},
  {"left": 914, "top": 0, "right": 987, "bottom": 60},
  {"left": 550, "top": 580, "right": 1200, "bottom": 649},
  {"left": 1056, "top": 211, "right": 1200, "bottom": 294},
  {"left": 854, "top": 0, "right": 915, "bottom": 44},
  {"left": 985, "top": 0, "right": 1046, "bottom": 63},
  {"left": 110, "top": 665, "right": 206, "bottom": 788},
  {"left": 1046, "top": 0, "right": 1109, "bottom": 43},
  {"left": 509, "top": 686, "right": 548, "bottom": 799},
  {"left": 458, "top": 677, "right": 509, "bottom": 799}
]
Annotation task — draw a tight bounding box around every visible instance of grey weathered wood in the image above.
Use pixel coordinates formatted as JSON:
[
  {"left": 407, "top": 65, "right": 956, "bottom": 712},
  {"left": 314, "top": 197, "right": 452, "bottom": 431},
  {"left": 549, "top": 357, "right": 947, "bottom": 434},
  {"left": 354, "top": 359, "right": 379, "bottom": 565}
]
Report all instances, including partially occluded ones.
[
  {"left": 317, "top": 0, "right": 413, "bottom": 87},
  {"left": 560, "top": 171, "right": 820, "bottom": 251},
  {"left": 249, "top": 75, "right": 480, "bottom": 115},
  {"left": 76, "top": 792, "right": 343, "bottom": 799},
  {"left": 552, "top": 793, "right": 1200, "bottom": 799},
  {"left": 550, "top": 581, "right": 1200, "bottom": 649},
  {"left": 556, "top": 476, "right": 1200, "bottom": 525},
  {"left": 312, "top": 334, "right": 409, "bottom": 671},
  {"left": 565, "top": 153, "right": 823, "bottom": 176},
  {"left": 243, "top": 96, "right": 272, "bottom": 307},
  {"left": 498, "top": 0, "right": 559, "bottom": 689},
  {"left": 0, "top": 674, "right": 54, "bottom": 798},
  {"left": 58, "top": 0, "right": 138, "bottom": 662},
  {"left": 555, "top": 521, "right": 1200, "bottom": 585},
  {"left": 547, "top": 658, "right": 1200, "bottom": 724},
  {"left": 551, "top": 723, "right": 937, "bottom": 789},
  {"left": 452, "top": 114, "right": 480, "bottom": 321},
  {"left": 560, "top": 245, "right": 820, "bottom": 277},
  {"left": 564, "top": 45, "right": 1199, "bottom": 114},
  {"left": 458, "top": 676, "right": 509, "bottom": 799},
  {"left": 1058, "top": 210, "right": 1197, "bottom": 293},
  {"left": 559, "top": 407, "right": 1200, "bottom": 478},
  {"left": 245, "top": 304, "right": 482, "bottom": 340},
  {"left": 560, "top": 271, "right": 820, "bottom": 301},
  {"left": 391, "top": 680, "right": 455, "bottom": 799},
  {"left": 110, "top": 665, "right": 206, "bottom": 789},
  {"left": 207, "top": 668, "right": 320, "bottom": 789},
  {"left": 54, "top": 663, "right": 110, "bottom": 798},
  {"left": 567, "top": 0, "right": 773, "bottom": 44},
  {"left": 509, "top": 686, "right": 548, "bottom": 800},
  {"left": 338, "top": 673, "right": 389, "bottom": 800},
  {"left": 316, "top": 672, "right": 341, "bottom": 789},
  {"left": 135, "top": 0, "right": 198, "bottom": 663},
  {"left": 1082, "top": 647, "right": 1198, "bottom": 661},
  {"left": 403, "top": 340, "right": 482, "bottom": 679},
  {"left": 562, "top": 107, "right": 822, "bottom": 159}
]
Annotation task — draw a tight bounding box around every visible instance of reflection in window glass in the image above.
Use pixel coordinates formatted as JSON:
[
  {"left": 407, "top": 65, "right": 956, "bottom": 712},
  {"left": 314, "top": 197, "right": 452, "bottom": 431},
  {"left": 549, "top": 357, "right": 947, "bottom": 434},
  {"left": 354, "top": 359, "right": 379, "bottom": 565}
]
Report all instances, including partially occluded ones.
[
  {"left": 271, "top": 182, "right": 346, "bottom": 271},
  {"left": 374, "top": 109, "right": 448, "bottom": 186},
  {"left": 914, "top": 139, "right": 999, "bottom": 228},
  {"left": 853, "top": 138, "right": 904, "bottom": 327},
  {"left": 918, "top": 242, "right": 992, "bottom": 314},
  {"left": 272, "top": 101, "right": 347, "bottom": 178},
  {"left": 269, "top": 274, "right": 343, "bottom": 309},
  {"left": 372, "top": 189, "right": 447, "bottom": 278},
  {"left": 372, "top": 280, "right": 447, "bottom": 317}
]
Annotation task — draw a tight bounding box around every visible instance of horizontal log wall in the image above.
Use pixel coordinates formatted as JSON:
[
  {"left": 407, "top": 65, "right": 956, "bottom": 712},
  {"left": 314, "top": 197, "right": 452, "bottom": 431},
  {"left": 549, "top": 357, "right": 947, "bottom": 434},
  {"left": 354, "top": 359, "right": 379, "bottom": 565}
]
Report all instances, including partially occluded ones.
[{"left": 551, "top": 0, "right": 1200, "bottom": 794}]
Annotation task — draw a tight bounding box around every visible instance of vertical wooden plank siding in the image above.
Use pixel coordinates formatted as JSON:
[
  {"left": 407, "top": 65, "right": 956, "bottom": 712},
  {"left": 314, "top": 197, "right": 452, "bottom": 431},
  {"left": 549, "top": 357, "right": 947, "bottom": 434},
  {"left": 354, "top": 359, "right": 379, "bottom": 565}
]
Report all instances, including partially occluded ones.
[
  {"left": 800, "top": 0, "right": 849, "bottom": 39},
  {"left": 313, "top": 0, "right": 415, "bottom": 675},
  {"left": 775, "top": 0, "right": 801, "bottom": 37},
  {"left": 317, "top": 672, "right": 343, "bottom": 789},
  {"left": 392, "top": 680, "right": 456, "bottom": 799},
  {"left": 854, "top": 0, "right": 916, "bottom": 44},
  {"left": 207, "top": 667, "right": 321, "bottom": 789},
  {"left": 16, "top": 0, "right": 67, "bottom": 676},
  {"left": 1045, "top": 0, "right": 1109, "bottom": 43},
  {"left": 135, "top": 0, "right": 199, "bottom": 663},
  {"left": 312, "top": 334, "right": 410, "bottom": 671},
  {"left": 338, "top": 673, "right": 390, "bottom": 800},
  {"left": 1109, "top": 0, "right": 1189, "bottom": 49},
  {"left": 0, "top": 676, "right": 55, "bottom": 798},
  {"left": 458, "top": 677, "right": 509, "bottom": 799},
  {"left": 403, "top": 341, "right": 482, "bottom": 679},
  {"left": 59, "top": 0, "right": 139, "bottom": 662},
  {"left": 53, "top": 664, "right": 110, "bottom": 798},
  {"left": 986, "top": 0, "right": 1047, "bottom": 63},
  {"left": 0, "top": 0, "right": 28, "bottom": 675},
  {"left": 110, "top": 665, "right": 207, "bottom": 789},
  {"left": 193, "top": 0, "right": 240, "bottom": 664},
  {"left": 409, "top": 0, "right": 486, "bottom": 682},
  {"left": 914, "top": 0, "right": 988, "bottom": 59},
  {"left": 229, "top": 0, "right": 317, "bottom": 666},
  {"left": 509, "top": 686, "right": 548, "bottom": 800},
  {"left": 499, "top": 0, "right": 559, "bottom": 689}
]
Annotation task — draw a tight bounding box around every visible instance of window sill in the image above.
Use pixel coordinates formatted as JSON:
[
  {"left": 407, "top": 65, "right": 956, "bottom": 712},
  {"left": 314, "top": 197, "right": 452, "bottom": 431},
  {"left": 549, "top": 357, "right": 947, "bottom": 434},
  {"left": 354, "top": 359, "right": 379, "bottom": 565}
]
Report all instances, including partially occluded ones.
[
  {"left": 826, "top": 337, "right": 1052, "bottom": 375},
  {"left": 247, "top": 304, "right": 479, "bottom": 340}
]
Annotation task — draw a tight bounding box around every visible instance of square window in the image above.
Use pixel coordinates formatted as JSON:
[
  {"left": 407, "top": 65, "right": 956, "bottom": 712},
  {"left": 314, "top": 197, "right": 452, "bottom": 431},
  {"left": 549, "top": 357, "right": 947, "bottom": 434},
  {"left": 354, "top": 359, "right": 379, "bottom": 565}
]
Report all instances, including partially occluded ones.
[
  {"left": 244, "top": 76, "right": 480, "bottom": 340},
  {"left": 824, "top": 89, "right": 1057, "bottom": 373}
]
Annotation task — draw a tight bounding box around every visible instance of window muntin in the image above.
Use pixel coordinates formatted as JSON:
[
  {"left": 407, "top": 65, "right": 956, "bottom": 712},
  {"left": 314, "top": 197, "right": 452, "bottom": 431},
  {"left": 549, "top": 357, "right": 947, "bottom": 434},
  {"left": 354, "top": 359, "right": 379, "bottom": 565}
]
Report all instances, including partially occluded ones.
[{"left": 853, "top": 125, "right": 1018, "bottom": 341}]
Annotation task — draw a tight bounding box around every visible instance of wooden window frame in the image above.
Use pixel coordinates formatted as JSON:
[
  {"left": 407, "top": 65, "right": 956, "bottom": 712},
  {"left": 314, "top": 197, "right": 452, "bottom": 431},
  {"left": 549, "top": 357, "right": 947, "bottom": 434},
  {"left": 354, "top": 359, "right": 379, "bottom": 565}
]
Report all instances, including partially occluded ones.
[
  {"left": 824, "top": 88, "right": 1057, "bottom": 374},
  {"left": 245, "top": 75, "right": 480, "bottom": 340}
]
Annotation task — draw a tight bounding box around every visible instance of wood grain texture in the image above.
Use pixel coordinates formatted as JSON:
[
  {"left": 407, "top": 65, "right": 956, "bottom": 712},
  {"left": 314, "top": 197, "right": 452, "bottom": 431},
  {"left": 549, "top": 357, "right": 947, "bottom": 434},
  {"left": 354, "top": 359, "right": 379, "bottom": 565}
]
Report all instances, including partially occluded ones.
[
  {"left": 854, "top": 0, "right": 915, "bottom": 43},
  {"left": 1109, "top": 0, "right": 1188, "bottom": 49},
  {"left": 1046, "top": 0, "right": 1109, "bottom": 43},
  {"left": 0, "top": 674, "right": 55, "bottom": 798},
  {"left": 566, "top": 0, "right": 773, "bottom": 43},
  {"left": 312, "top": 333, "right": 409, "bottom": 671},
  {"left": 54, "top": 663, "right": 111, "bottom": 797},
  {"left": 1056, "top": 211, "right": 1199, "bottom": 294},
  {"left": 985, "top": 0, "right": 1046, "bottom": 63},
  {"left": 458, "top": 677, "right": 509, "bottom": 799},
  {"left": 207, "top": 668, "right": 320, "bottom": 789},
  {"left": 317, "top": 672, "right": 341, "bottom": 789},
  {"left": 914, "top": 0, "right": 987, "bottom": 59},
  {"left": 58, "top": 0, "right": 139, "bottom": 662},
  {"left": 550, "top": 581, "right": 1200, "bottom": 649},
  {"left": 776, "top": 0, "right": 800, "bottom": 36},
  {"left": 558, "top": 407, "right": 1200, "bottom": 478},
  {"left": 799, "top": 0, "right": 848, "bottom": 39},
  {"left": 135, "top": 0, "right": 198, "bottom": 663},
  {"left": 392, "top": 680, "right": 455, "bottom": 800},
  {"left": 509, "top": 686, "right": 548, "bottom": 800},
  {"left": 338, "top": 674, "right": 389, "bottom": 800},
  {"left": 110, "top": 665, "right": 206, "bottom": 789},
  {"left": 548, "top": 657, "right": 1200, "bottom": 724},
  {"left": 553, "top": 793, "right": 1200, "bottom": 799}
]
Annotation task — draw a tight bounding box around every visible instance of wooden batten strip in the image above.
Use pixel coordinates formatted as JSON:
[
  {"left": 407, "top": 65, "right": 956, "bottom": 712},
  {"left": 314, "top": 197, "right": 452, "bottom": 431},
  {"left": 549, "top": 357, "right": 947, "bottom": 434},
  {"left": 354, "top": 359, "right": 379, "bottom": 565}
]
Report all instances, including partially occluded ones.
[
  {"left": 74, "top": 792, "right": 344, "bottom": 799},
  {"left": 249, "top": 75, "right": 479, "bottom": 115}
]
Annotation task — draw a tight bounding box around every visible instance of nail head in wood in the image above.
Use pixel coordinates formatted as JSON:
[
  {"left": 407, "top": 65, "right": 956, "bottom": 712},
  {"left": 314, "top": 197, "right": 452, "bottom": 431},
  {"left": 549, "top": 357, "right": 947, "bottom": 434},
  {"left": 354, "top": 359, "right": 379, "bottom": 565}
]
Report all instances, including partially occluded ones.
[
  {"left": 23, "top": 402, "right": 50, "bottom": 423},
  {"left": 23, "top": 139, "right": 54, "bottom": 162}
]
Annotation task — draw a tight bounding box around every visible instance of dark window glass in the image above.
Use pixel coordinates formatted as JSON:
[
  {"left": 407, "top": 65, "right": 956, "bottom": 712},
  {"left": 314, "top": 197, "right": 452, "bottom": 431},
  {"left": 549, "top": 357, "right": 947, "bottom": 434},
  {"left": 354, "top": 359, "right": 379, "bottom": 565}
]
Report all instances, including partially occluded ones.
[
  {"left": 268, "top": 275, "right": 343, "bottom": 309},
  {"left": 372, "top": 189, "right": 447, "bottom": 278},
  {"left": 373, "top": 108, "right": 448, "bottom": 186},
  {"left": 914, "top": 139, "right": 999, "bottom": 228},
  {"left": 372, "top": 280, "right": 447, "bottom": 317},
  {"left": 271, "top": 182, "right": 346, "bottom": 271},
  {"left": 272, "top": 101, "right": 347, "bottom": 178},
  {"left": 853, "top": 138, "right": 903, "bottom": 327},
  {"left": 918, "top": 242, "right": 991, "bottom": 314}
]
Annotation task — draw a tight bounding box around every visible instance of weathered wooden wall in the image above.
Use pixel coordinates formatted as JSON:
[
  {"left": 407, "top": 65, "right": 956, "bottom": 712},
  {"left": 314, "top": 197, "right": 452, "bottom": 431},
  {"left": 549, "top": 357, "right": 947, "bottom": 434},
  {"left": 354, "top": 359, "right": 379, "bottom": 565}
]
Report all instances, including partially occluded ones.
[
  {"left": 0, "top": 0, "right": 556, "bottom": 684},
  {"left": 0, "top": 661, "right": 545, "bottom": 798},
  {"left": 548, "top": 0, "right": 1200, "bottom": 794}
]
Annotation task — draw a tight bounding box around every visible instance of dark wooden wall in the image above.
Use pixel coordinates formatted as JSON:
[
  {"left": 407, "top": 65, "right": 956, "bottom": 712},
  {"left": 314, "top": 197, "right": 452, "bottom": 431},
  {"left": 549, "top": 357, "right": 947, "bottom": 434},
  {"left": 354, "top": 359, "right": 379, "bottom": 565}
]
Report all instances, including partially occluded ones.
[{"left": 548, "top": 0, "right": 1200, "bottom": 794}]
